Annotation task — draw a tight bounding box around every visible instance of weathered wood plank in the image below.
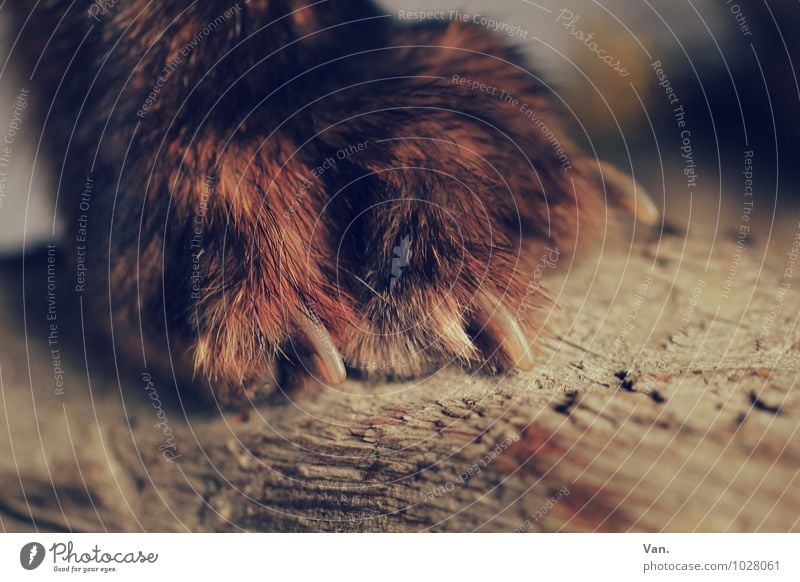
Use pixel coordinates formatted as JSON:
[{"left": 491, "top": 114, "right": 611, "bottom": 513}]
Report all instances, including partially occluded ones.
[{"left": 1, "top": 206, "right": 798, "bottom": 532}]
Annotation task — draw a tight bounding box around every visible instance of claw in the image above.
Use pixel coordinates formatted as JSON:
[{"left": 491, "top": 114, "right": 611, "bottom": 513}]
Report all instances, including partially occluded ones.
[
  {"left": 295, "top": 314, "right": 347, "bottom": 385},
  {"left": 597, "top": 161, "right": 659, "bottom": 225},
  {"left": 472, "top": 293, "right": 535, "bottom": 371}
]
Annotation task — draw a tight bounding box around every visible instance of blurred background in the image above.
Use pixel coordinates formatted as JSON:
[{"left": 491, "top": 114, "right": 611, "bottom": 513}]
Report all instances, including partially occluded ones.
[
  {"left": 386, "top": 0, "right": 800, "bottom": 231},
  {"left": 1, "top": 1, "right": 797, "bottom": 251}
]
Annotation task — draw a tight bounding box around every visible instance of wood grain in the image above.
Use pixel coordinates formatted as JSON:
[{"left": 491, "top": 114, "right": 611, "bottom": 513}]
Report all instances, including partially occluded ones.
[{"left": 1, "top": 205, "right": 798, "bottom": 532}]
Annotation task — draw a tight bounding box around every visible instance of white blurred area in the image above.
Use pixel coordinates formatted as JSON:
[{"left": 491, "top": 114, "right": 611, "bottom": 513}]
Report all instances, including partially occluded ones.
[{"left": 0, "top": 14, "right": 58, "bottom": 254}]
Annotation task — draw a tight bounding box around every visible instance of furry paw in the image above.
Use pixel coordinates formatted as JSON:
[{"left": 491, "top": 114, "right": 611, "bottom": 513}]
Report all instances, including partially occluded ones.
[{"left": 180, "top": 19, "right": 659, "bottom": 404}]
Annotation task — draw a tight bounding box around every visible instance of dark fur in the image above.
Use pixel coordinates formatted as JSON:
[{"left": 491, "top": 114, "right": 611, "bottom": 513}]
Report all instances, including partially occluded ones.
[{"left": 11, "top": 0, "right": 610, "bottom": 405}]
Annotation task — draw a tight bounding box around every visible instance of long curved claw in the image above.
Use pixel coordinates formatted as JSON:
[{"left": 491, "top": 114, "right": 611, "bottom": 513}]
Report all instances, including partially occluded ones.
[
  {"left": 597, "top": 161, "right": 660, "bottom": 225},
  {"left": 471, "top": 292, "right": 535, "bottom": 372},
  {"left": 295, "top": 314, "right": 347, "bottom": 385}
]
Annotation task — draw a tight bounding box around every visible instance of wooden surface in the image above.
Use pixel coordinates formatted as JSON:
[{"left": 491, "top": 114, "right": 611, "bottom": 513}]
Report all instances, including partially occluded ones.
[{"left": 1, "top": 199, "right": 799, "bottom": 533}]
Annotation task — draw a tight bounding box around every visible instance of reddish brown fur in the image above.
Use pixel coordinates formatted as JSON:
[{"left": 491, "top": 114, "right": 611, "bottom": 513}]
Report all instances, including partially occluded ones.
[{"left": 11, "top": 0, "right": 615, "bottom": 406}]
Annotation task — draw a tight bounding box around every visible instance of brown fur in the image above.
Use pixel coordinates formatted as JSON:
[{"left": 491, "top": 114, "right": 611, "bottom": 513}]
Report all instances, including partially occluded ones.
[{"left": 11, "top": 0, "right": 614, "bottom": 406}]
